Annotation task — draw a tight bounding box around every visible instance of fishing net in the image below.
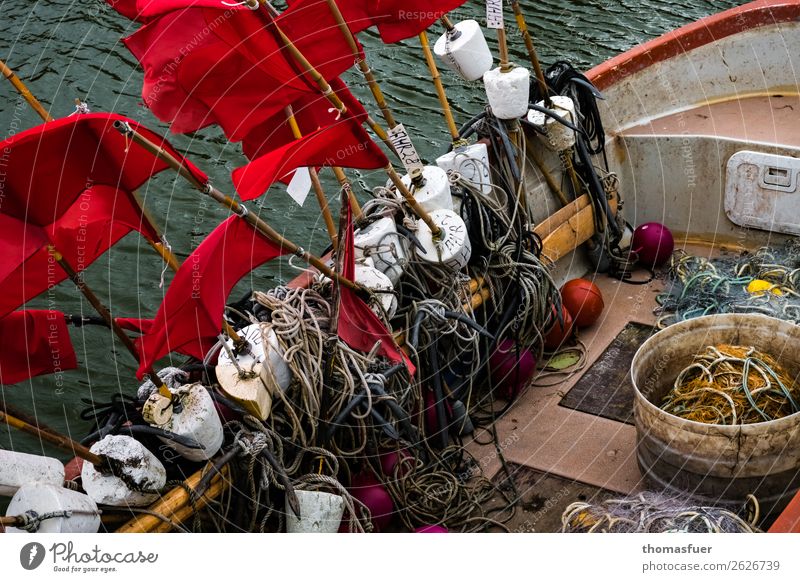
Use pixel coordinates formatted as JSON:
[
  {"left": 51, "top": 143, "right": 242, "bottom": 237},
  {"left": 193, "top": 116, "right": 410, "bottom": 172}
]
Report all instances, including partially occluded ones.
[
  {"left": 660, "top": 344, "right": 800, "bottom": 425},
  {"left": 655, "top": 242, "right": 800, "bottom": 328},
  {"left": 561, "top": 491, "right": 761, "bottom": 533}
]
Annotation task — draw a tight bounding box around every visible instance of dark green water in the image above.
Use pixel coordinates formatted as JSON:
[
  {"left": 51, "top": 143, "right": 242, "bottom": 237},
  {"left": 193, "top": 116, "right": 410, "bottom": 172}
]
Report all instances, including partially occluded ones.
[{"left": 0, "top": 0, "right": 743, "bottom": 456}]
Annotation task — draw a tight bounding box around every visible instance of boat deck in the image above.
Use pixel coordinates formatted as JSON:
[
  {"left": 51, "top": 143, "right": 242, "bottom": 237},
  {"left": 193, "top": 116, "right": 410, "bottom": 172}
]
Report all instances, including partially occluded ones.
[
  {"left": 621, "top": 94, "right": 800, "bottom": 147},
  {"left": 469, "top": 243, "right": 734, "bottom": 530}
]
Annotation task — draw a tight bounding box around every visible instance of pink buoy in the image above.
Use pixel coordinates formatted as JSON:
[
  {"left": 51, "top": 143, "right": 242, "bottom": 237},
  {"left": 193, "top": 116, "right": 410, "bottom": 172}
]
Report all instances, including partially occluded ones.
[
  {"left": 631, "top": 222, "right": 674, "bottom": 268},
  {"left": 380, "top": 450, "right": 413, "bottom": 479},
  {"left": 350, "top": 473, "right": 395, "bottom": 531},
  {"left": 415, "top": 524, "right": 449, "bottom": 533},
  {"left": 490, "top": 338, "right": 537, "bottom": 399}
]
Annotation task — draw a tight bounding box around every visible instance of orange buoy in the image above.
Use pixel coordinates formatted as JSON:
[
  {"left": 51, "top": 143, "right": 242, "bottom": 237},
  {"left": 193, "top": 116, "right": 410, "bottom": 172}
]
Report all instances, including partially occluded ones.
[
  {"left": 561, "top": 279, "right": 605, "bottom": 328},
  {"left": 544, "top": 306, "right": 574, "bottom": 350}
]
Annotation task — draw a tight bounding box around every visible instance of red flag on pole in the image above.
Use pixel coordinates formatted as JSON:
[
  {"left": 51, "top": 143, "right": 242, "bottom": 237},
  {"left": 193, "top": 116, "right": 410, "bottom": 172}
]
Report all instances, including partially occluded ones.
[
  {"left": 0, "top": 311, "right": 78, "bottom": 386},
  {"left": 135, "top": 215, "right": 289, "bottom": 378},
  {"left": 337, "top": 203, "right": 415, "bottom": 374},
  {"left": 0, "top": 185, "right": 160, "bottom": 319},
  {"left": 0, "top": 112, "right": 207, "bottom": 226},
  {"left": 285, "top": 0, "right": 468, "bottom": 43},
  {"left": 232, "top": 117, "right": 388, "bottom": 201},
  {"left": 242, "top": 78, "right": 368, "bottom": 161},
  {"left": 122, "top": 3, "right": 360, "bottom": 141}
]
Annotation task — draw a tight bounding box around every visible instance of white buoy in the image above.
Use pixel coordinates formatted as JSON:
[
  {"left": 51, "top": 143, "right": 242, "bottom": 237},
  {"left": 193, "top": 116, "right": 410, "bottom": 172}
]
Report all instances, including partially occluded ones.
[
  {"left": 527, "top": 95, "right": 576, "bottom": 151},
  {"left": 433, "top": 20, "right": 493, "bottom": 82},
  {"left": 218, "top": 323, "right": 292, "bottom": 393},
  {"left": 399, "top": 166, "right": 453, "bottom": 213},
  {"left": 483, "top": 66, "right": 531, "bottom": 120},
  {"left": 416, "top": 209, "right": 472, "bottom": 270},
  {"left": 5, "top": 484, "right": 100, "bottom": 533},
  {"left": 355, "top": 263, "right": 398, "bottom": 319},
  {"left": 215, "top": 363, "right": 274, "bottom": 421},
  {"left": 0, "top": 450, "right": 64, "bottom": 497},
  {"left": 81, "top": 435, "right": 166, "bottom": 507},
  {"left": 157, "top": 383, "right": 223, "bottom": 462},
  {"left": 286, "top": 490, "right": 345, "bottom": 533},
  {"left": 354, "top": 217, "right": 407, "bottom": 286},
  {"left": 436, "top": 142, "right": 493, "bottom": 197}
]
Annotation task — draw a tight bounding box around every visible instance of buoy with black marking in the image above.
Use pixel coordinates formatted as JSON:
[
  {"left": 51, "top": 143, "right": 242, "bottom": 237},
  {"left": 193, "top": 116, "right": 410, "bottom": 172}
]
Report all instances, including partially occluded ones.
[
  {"left": 436, "top": 141, "right": 493, "bottom": 197},
  {"left": 415, "top": 209, "right": 472, "bottom": 270},
  {"left": 286, "top": 490, "right": 345, "bottom": 533},
  {"left": 527, "top": 95, "right": 577, "bottom": 151},
  {"left": 399, "top": 166, "right": 453, "bottom": 213},
  {"left": 354, "top": 217, "right": 407, "bottom": 286},
  {"left": 81, "top": 435, "right": 166, "bottom": 507}
]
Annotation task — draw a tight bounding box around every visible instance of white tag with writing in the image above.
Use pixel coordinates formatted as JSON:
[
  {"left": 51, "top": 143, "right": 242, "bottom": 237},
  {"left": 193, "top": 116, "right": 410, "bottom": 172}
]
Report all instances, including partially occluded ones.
[
  {"left": 387, "top": 123, "right": 424, "bottom": 175},
  {"left": 286, "top": 167, "right": 312, "bottom": 207},
  {"left": 486, "top": 0, "right": 504, "bottom": 29}
]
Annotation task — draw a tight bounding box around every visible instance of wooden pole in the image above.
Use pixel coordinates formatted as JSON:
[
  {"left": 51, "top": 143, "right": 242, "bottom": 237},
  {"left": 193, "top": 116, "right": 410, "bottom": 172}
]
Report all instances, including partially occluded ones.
[
  {"left": 419, "top": 31, "right": 460, "bottom": 142},
  {"left": 0, "top": 58, "right": 52, "bottom": 122},
  {"left": 116, "top": 465, "right": 230, "bottom": 533},
  {"left": 0, "top": 409, "right": 104, "bottom": 467},
  {"left": 497, "top": 28, "right": 512, "bottom": 73},
  {"left": 114, "top": 121, "right": 365, "bottom": 293},
  {"left": 285, "top": 106, "right": 339, "bottom": 248},
  {"left": 510, "top": 1, "right": 551, "bottom": 104}
]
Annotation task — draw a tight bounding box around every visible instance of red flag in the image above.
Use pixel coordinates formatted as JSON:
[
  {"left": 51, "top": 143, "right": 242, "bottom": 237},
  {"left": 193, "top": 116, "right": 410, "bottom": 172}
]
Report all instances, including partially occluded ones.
[
  {"left": 0, "top": 112, "right": 207, "bottom": 227},
  {"left": 122, "top": 4, "right": 360, "bottom": 141},
  {"left": 232, "top": 117, "right": 388, "bottom": 201},
  {"left": 0, "top": 311, "right": 78, "bottom": 385},
  {"left": 135, "top": 215, "right": 288, "bottom": 378},
  {"left": 0, "top": 185, "right": 161, "bottom": 320},
  {"left": 242, "top": 78, "right": 368, "bottom": 160},
  {"left": 338, "top": 203, "right": 414, "bottom": 374},
  {"left": 286, "top": 0, "right": 467, "bottom": 43},
  {"left": 115, "top": 317, "right": 153, "bottom": 334}
]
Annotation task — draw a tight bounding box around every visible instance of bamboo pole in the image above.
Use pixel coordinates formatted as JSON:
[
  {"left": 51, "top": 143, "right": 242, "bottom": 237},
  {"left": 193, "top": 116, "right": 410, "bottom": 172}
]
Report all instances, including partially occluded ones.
[
  {"left": 114, "top": 121, "right": 365, "bottom": 293},
  {"left": 0, "top": 58, "right": 52, "bottom": 122},
  {"left": 0, "top": 409, "right": 104, "bottom": 467},
  {"left": 46, "top": 245, "right": 170, "bottom": 396},
  {"left": 116, "top": 465, "right": 230, "bottom": 533},
  {"left": 419, "top": 31, "right": 460, "bottom": 142},
  {"left": 510, "top": 1, "right": 551, "bottom": 105},
  {"left": 285, "top": 106, "right": 339, "bottom": 248},
  {"left": 260, "top": 0, "right": 442, "bottom": 237}
]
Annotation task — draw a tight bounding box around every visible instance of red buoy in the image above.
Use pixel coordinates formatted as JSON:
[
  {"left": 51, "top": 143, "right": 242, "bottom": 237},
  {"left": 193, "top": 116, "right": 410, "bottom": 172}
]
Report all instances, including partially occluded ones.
[
  {"left": 560, "top": 279, "right": 605, "bottom": 328},
  {"left": 631, "top": 222, "right": 674, "bottom": 268},
  {"left": 543, "top": 306, "right": 574, "bottom": 350}
]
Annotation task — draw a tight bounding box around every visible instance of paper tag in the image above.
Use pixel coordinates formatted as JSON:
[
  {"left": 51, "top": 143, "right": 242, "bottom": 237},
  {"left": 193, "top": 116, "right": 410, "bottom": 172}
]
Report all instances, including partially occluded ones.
[
  {"left": 387, "top": 124, "right": 424, "bottom": 175},
  {"left": 486, "top": 0, "right": 504, "bottom": 29},
  {"left": 286, "top": 167, "right": 312, "bottom": 207}
]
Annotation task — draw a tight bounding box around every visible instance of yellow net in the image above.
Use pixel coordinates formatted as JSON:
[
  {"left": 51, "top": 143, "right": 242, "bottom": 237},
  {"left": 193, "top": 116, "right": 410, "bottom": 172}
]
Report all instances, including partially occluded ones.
[{"left": 660, "top": 344, "right": 800, "bottom": 425}]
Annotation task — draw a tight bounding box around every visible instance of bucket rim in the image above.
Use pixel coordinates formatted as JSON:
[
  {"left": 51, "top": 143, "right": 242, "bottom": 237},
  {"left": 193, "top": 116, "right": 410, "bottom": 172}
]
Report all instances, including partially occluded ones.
[{"left": 630, "top": 313, "right": 800, "bottom": 432}]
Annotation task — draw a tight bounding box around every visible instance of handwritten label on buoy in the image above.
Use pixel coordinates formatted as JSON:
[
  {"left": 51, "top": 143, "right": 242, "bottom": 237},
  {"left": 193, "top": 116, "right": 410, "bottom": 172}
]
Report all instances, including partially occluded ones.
[
  {"left": 387, "top": 124, "right": 424, "bottom": 175},
  {"left": 486, "top": 0, "right": 504, "bottom": 29}
]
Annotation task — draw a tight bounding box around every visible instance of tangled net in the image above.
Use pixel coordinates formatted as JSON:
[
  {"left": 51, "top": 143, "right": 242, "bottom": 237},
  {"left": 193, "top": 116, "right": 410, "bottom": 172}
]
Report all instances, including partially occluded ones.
[
  {"left": 660, "top": 345, "right": 800, "bottom": 425},
  {"left": 656, "top": 244, "right": 800, "bottom": 329},
  {"left": 561, "top": 492, "right": 761, "bottom": 533}
]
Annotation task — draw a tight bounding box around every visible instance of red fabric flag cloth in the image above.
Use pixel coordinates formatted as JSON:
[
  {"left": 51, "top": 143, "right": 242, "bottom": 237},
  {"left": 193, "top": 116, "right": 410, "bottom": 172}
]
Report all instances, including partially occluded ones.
[
  {"left": 0, "top": 310, "right": 78, "bottom": 385},
  {"left": 242, "top": 78, "right": 368, "bottom": 161},
  {"left": 285, "top": 0, "right": 467, "bottom": 43},
  {"left": 115, "top": 317, "right": 153, "bottom": 334},
  {"left": 135, "top": 215, "right": 289, "bottom": 378},
  {"left": 337, "top": 203, "right": 415, "bottom": 374},
  {"left": 232, "top": 117, "right": 388, "bottom": 201},
  {"left": 0, "top": 112, "right": 207, "bottom": 227},
  {"left": 0, "top": 184, "right": 160, "bottom": 319},
  {"left": 122, "top": 3, "right": 360, "bottom": 141}
]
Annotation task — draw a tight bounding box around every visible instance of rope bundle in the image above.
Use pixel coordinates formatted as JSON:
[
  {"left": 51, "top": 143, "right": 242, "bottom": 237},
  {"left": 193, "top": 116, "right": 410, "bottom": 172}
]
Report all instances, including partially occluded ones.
[
  {"left": 660, "top": 345, "right": 800, "bottom": 425},
  {"left": 561, "top": 492, "right": 761, "bottom": 533}
]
